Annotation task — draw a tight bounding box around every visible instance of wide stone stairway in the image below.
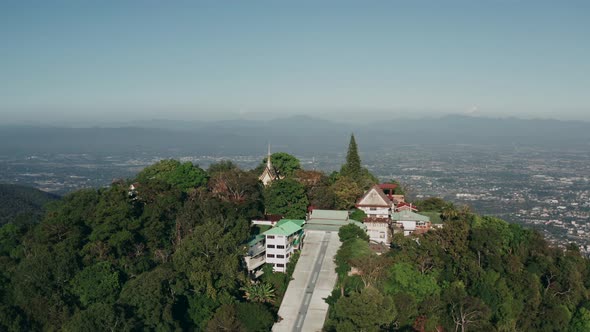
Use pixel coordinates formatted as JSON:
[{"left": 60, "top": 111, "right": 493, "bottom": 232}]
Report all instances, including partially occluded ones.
[{"left": 272, "top": 230, "right": 341, "bottom": 332}]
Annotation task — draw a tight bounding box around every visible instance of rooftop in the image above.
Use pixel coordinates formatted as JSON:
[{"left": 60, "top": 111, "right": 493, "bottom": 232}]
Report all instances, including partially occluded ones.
[
  {"left": 309, "top": 209, "right": 349, "bottom": 221},
  {"left": 276, "top": 219, "right": 305, "bottom": 228},
  {"left": 379, "top": 183, "right": 398, "bottom": 190},
  {"left": 391, "top": 211, "right": 431, "bottom": 222},
  {"left": 247, "top": 234, "right": 265, "bottom": 246},
  {"left": 263, "top": 220, "right": 303, "bottom": 236}
]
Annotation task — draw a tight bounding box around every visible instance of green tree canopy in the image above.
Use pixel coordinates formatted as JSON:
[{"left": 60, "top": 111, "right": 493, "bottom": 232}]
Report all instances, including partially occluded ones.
[
  {"left": 263, "top": 179, "right": 308, "bottom": 219},
  {"left": 383, "top": 262, "right": 440, "bottom": 302},
  {"left": 340, "top": 134, "right": 362, "bottom": 181},
  {"left": 570, "top": 306, "right": 590, "bottom": 332},
  {"left": 338, "top": 223, "right": 369, "bottom": 242},
  {"left": 118, "top": 266, "right": 179, "bottom": 331},
  {"left": 173, "top": 217, "right": 248, "bottom": 298},
  {"left": 258, "top": 152, "right": 301, "bottom": 177},
  {"left": 0, "top": 184, "right": 59, "bottom": 226},
  {"left": 62, "top": 303, "right": 136, "bottom": 332},
  {"left": 235, "top": 302, "right": 274, "bottom": 332},
  {"left": 136, "top": 159, "right": 208, "bottom": 190},
  {"left": 413, "top": 197, "right": 449, "bottom": 212},
  {"left": 206, "top": 304, "right": 245, "bottom": 332},
  {"left": 207, "top": 160, "right": 239, "bottom": 175},
  {"left": 331, "top": 176, "right": 363, "bottom": 210},
  {"left": 70, "top": 261, "right": 121, "bottom": 307},
  {"left": 349, "top": 209, "right": 367, "bottom": 222},
  {"left": 333, "top": 286, "right": 396, "bottom": 332}
]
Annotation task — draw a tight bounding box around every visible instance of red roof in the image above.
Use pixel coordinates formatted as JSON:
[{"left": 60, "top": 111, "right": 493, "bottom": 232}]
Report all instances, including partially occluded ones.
[
  {"left": 396, "top": 202, "right": 418, "bottom": 211},
  {"left": 379, "top": 183, "right": 398, "bottom": 190}
]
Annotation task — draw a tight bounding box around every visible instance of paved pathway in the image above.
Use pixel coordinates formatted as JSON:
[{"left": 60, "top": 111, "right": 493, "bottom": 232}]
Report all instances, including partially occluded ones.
[{"left": 272, "top": 230, "right": 341, "bottom": 332}]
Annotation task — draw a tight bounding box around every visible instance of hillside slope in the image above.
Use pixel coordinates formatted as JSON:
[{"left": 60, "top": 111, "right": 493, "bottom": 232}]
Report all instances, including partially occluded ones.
[{"left": 0, "top": 184, "right": 59, "bottom": 225}]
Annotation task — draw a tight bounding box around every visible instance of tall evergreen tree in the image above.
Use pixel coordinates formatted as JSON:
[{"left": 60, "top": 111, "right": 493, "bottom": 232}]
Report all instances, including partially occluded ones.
[{"left": 341, "top": 134, "right": 362, "bottom": 181}]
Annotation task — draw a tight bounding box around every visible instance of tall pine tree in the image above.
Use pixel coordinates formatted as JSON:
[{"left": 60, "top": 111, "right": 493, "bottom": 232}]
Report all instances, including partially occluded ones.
[{"left": 341, "top": 134, "right": 362, "bottom": 181}]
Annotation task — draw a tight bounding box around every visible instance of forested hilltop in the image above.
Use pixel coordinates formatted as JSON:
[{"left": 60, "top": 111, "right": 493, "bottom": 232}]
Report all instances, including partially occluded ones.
[
  {"left": 1, "top": 145, "right": 590, "bottom": 331},
  {"left": 0, "top": 147, "right": 378, "bottom": 332},
  {"left": 326, "top": 215, "right": 590, "bottom": 331}
]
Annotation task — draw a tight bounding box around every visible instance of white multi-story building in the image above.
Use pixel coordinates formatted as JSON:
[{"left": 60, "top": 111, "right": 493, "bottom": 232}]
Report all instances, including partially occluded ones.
[
  {"left": 264, "top": 220, "right": 304, "bottom": 272},
  {"left": 244, "top": 219, "right": 305, "bottom": 275}
]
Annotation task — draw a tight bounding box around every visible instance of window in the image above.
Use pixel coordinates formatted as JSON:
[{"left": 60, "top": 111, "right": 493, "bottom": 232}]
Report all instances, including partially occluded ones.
[
  {"left": 277, "top": 264, "right": 285, "bottom": 268},
  {"left": 277, "top": 245, "right": 285, "bottom": 249},
  {"left": 370, "top": 207, "right": 376, "bottom": 211},
  {"left": 277, "top": 254, "right": 285, "bottom": 258},
  {"left": 267, "top": 235, "right": 275, "bottom": 239},
  {"left": 267, "top": 254, "right": 275, "bottom": 258},
  {"left": 267, "top": 244, "right": 275, "bottom": 249},
  {"left": 287, "top": 253, "right": 290, "bottom": 258}
]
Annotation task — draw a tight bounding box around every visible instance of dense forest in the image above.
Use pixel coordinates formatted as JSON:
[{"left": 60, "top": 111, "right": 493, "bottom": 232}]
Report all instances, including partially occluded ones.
[
  {"left": 325, "top": 214, "right": 590, "bottom": 331},
  {"left": 0, "top": 137, "right": 380, "bottom": 331},
  {"left": 0, "top": 184, "right": 59, "bottom": 226},
  {"left": 0, "top": 159, "right": 277, "bottom": 331},
  {"left": 1, "top": 137, "right": 589, "bottom": 331}
]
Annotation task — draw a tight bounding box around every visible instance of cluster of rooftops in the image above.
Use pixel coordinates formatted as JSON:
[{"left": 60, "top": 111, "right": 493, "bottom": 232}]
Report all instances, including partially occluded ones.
[{"left": 251, "top": 147, "right": 438, "bottom": 275}]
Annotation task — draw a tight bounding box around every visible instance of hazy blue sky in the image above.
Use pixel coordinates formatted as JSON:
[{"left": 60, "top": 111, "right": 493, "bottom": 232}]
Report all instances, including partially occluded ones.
[{"left": 1, "top": 1, "right": 589, "bottom": 124}]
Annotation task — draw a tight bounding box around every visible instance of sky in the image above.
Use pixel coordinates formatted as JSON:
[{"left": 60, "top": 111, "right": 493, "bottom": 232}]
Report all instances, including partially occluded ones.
[{"left": 1, "top": 1, "right": 589, "bottom": 125}]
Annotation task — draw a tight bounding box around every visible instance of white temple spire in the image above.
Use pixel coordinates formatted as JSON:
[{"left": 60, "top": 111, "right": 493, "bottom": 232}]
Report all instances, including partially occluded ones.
[{"left": 267, "top": 143, "right": 272, "bottom": 169}]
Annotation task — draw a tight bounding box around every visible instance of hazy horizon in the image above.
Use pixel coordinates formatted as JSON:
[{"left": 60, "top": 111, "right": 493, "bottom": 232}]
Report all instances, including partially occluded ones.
[
  {"left": 3, "top": 111, "right": 590, "bottom": 128},
  {"left": 1, "top": 1, "right": 589, "bottom": 125}
]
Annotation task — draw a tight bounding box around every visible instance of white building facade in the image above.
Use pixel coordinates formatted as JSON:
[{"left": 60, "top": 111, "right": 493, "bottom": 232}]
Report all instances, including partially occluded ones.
[
  {"left": 265, "top": 235, "right": 293, "bottom": 273},
  {"left": 391, "top": 211, "right": 431, "bottom": 236},
  {"left": 263, "top": 220, "right": 304, "bottom": 273},
  {"left": 364, "top": 218, "right": 391, "bottom": 244}
]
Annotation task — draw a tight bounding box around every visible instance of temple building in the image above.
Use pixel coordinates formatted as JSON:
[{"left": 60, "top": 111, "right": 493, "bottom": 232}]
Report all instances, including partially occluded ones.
[
  {"left": 356, "top": 184, "right": 394, "bottom": 219},
  {"left": 259, "top": 144, "right": 282, "bottom": 186}
]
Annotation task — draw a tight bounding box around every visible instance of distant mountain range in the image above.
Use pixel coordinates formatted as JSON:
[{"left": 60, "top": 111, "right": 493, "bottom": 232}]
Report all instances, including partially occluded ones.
[{"left": 1, "top": 115, "right": 589, "bottom": 156}]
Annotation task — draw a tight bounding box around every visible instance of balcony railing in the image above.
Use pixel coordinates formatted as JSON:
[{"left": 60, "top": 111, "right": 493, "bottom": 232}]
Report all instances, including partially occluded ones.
[
  {"left": 248, "top": 243, "right": 266, "bottom": 257},
  {"left": 246, "top": 255, "right": 265, "bottom": 270}
]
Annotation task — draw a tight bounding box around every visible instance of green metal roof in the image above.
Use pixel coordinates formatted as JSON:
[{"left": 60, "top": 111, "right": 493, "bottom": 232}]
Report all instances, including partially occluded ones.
[
  {"left": 276, "top": 219, "right": 305, "bottom": 228},
  {"left": 247, "top": 234, "right": 265, "bottom": 246},
  {"left": 391, "top": 211, "right": 431, "bottom": 222},
  {"left": 263, "top": 220, "right": 302, "bottom": 236},
  {"left": 309, "top": 209, "right": 349, "bottom": 221}
]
